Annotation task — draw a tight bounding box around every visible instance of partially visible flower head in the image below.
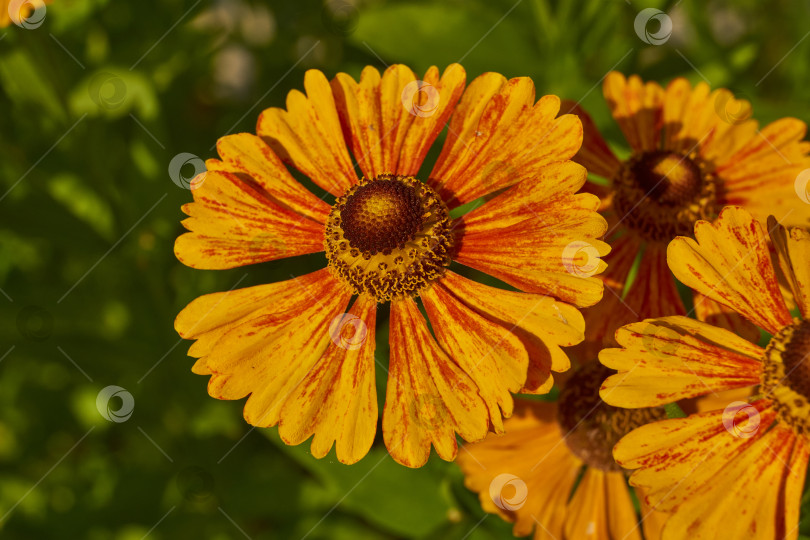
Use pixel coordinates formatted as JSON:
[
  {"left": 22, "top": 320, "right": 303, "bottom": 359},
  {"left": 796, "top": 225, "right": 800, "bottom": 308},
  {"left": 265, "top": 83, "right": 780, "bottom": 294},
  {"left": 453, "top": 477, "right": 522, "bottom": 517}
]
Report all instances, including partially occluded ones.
[
  {"left": 174, "top": 64, "right": 609, "bottom": 467},
  {"left": 568, "top": 72, "right": 810, "bottom": 356},
  {"left": 457, "top": 366, "right": 669, "bottom": 540},
  {"left": 600, "top": 206, "right": 810, "bottom": 538}
]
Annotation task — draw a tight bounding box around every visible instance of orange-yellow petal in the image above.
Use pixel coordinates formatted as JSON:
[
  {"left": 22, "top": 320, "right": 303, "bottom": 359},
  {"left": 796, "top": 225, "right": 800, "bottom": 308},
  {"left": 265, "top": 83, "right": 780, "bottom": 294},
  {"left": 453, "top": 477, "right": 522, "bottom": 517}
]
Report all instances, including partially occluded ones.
[
  {"left": 769, "top": 216, "right": 810, "bottom": 319},
  {"left": 717, "top": 118, "right": 810, "bottom": 227},
  {"left": 561, "top": 99, "right": 622, "bottom": 180},
  {"left": 603, "top": 72, "right": 664, "bottom": 153},
  {"left": 430, "top": 77, "right": 583, "bottom": 208},
  {"left": 278, "top": 294, "right": 378, "bottom": 464},
  {"left": 624, "top": 242, "right": 686, "bottom": 320},
  {"left": 331, "top": 64, "right": 465, "bottom": 179},
  {"left": 635, "top": 486, "right": 668, "bottom": 540},
  {"left": 692, "top": 290, "right": 761, "bottom": 343},
  {"left": 600, "top": 316, "right": 764, "bottom": 407},
  {"left": 576, "top": 234, "right": 642, "bottom": 359},
  {"left": 438, "top": 270, "right": 584, "bottom": 394},
  {"left": 257, "top": 69, "right": 357, "bottom": 196},
  {"left": 177, "top": 269, "right": 353, "bottom": 429},
  {"left": 421, "top": 283, "right": 528, "bottom": 432},
  {"left": 454, "top": 161, "right": 609, "bottom": 307},
  {"left": 667, "top": 206, "right": 793, "bottom": 335},
  {"left": 662, "top": 78, "right": 756, "bottom": 161},
  {"left": 616, "top": 402, "right": 777, "bottom": 513},
  {"left": 174, "top": 171, "right": 325, "bottom": 269},
  {"left": 564, "top": 468, "right": 642, "bottom": 540},
  {"left": 383, "top": 297, "right": 488, "bottom": 467},
  {"left": 456, "top": 400, "right": 582, "bottom": 540},
  {"left": 208, "top": 133, "right": 330, "bottom": 223},
  {"left": 618, "top": 404, "right": 804, "bottom": 540}
]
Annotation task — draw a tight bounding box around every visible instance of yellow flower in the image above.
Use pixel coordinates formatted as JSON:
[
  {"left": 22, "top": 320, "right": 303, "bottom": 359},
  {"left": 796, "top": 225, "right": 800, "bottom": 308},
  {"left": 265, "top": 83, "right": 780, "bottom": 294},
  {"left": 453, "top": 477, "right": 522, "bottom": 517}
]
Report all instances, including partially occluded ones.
[
  {"left": 458, "top": 362, "right": 669, "bottom": 540},
  {"left": 174, "top": 64, "right": 609, "bottom": 467},
  {"left": 600, "top": 206, "right": 810, "bottom": 539},
  {"left": 568, "top": 72, "right": 810, "bottom": 354}
]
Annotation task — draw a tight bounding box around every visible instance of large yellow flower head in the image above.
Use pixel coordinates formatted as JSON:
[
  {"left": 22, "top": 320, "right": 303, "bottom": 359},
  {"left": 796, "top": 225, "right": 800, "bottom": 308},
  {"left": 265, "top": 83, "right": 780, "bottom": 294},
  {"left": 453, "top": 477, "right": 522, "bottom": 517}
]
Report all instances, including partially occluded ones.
[
  {"left": 570, "top": 72, "right": 810, "bottom": 354},
  {"left": 600, "top": 206, "right": 810, "bottom": 539},
  {"left": 173, "top": 64, "right": 609, "bottom": 467}
]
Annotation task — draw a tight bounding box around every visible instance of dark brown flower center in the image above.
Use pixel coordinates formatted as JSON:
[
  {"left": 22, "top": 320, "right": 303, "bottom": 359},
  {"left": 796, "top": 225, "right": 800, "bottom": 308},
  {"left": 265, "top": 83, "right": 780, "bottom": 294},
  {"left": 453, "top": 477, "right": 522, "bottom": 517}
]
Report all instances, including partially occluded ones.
[
  {"left": 632, "top": 151, "right": 703, "bottom": 205},
  {"left": 780, "top": 320, "right": 810, "bottom": 398},
  {"left": 557, "top": 362, "right": 667, "bottom": 472},
  {"left": 763, "top": 319, "right": 810, "bottom": 437},
  {"left": 612, "top": 151, "right": 719, "bottom": 243},
  {"left": 341, "top": 179, "right": 424, "bottom": 254},
  {"left": 325, "top": 175, "right": 453, "bottom": 302}
]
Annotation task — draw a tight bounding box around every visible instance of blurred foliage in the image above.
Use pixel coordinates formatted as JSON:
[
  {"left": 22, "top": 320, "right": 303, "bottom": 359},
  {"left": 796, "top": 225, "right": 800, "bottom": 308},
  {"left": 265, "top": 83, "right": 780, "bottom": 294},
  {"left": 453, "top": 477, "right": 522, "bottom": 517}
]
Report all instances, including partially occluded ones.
[{"left": 2, "top": 0, "right": 810, "bottom": 538}]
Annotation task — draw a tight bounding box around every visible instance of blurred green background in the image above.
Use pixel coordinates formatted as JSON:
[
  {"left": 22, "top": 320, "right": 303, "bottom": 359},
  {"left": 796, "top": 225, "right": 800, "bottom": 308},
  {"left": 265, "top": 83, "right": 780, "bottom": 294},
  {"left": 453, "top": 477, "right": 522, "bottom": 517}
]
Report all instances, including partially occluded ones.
[{"left": 2, "top": 0, "right": 810, "bottom": 538}]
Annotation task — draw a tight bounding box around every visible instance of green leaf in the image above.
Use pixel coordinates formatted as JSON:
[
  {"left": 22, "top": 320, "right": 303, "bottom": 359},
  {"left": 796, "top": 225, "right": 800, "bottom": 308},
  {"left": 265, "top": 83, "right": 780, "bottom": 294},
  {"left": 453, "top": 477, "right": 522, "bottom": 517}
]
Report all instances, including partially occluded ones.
[
  {"left": 266, "top": 431, "right": 452, "bottom": 537},
  {"left": 665, "top": 402, "right": 687, "bottom": 419}
]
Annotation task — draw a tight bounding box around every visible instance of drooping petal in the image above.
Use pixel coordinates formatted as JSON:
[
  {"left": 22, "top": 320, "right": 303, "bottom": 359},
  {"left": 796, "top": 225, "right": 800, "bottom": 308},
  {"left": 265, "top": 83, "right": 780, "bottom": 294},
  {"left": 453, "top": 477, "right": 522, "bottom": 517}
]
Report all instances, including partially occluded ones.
[
  {"left": 430, "top": 77, "right": 583, "bottom": 208},
  {"left": 600, "top": 316, "right": 764, "bottom": 408},
  {"left": 561, "top": 99, "right": 622, "bottom": 179},
  {"left": 257, "top": 69, "right": 357, "bottom": 196},
  {"left": 623, "top": 242, "right": 686, "bottom": 320},
  {"left": 331, "top": 64, "right": 466, "bottom": 179},
  {"left": 576, "top": 234, "right": 642, "bottom": 359},
  {"left": 438, "top": 270, "right": 584, "bottom": 394},
  {"left": 603, "top": 72, "right": 664, "bottom": 153},
  {"left": 278, "top": 294, "right": 378, "bottom": 464},
  {"left": 209, "top": 133, "right": 330, "bottom": 223},
  {"left": 383, "top": 297, "right": 488, "bottom": 467},
  {"left": 174, "top": 171, "right": 325, "bottom": 269},
  {"left": 454, "top": 161, "right": 609, "bottom": 307},
  {"left": 421, "top": 283, "right": 528, "bottom": 432},
  {"left": 563, "top": 468, "right": 642, "bottom": 540},
  {"left": 667, "top": 206, "right": 793, "bottom": 335},
  {"left": 769, "top": 216, "right": 810, "bottom": 319},
  {"left": 456, "top": 400, "right": 582, "bottom": 540},
  {"left": 178, "top": 269, "right": 353, "bottom": 429}
]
